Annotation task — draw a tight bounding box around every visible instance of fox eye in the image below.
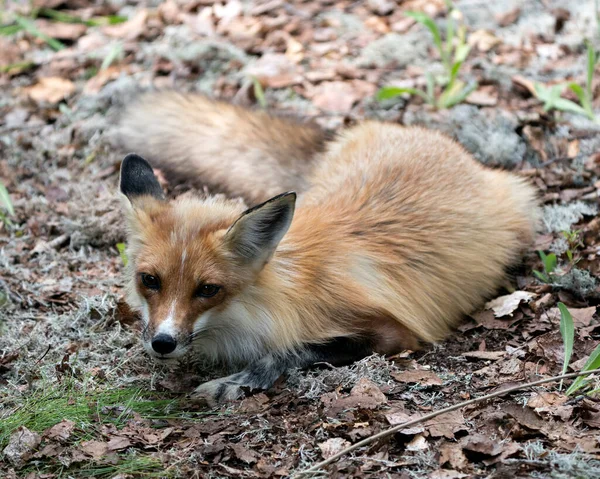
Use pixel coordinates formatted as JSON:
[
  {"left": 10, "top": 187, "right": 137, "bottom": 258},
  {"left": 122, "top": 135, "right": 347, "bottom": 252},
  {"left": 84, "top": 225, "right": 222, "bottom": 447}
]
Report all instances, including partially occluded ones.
[
  {"left": 140, "top": 273, "right": 160, "bottom": 290},
  {"left": 195, "top": 284, "right": 220, "bottom": 298}
]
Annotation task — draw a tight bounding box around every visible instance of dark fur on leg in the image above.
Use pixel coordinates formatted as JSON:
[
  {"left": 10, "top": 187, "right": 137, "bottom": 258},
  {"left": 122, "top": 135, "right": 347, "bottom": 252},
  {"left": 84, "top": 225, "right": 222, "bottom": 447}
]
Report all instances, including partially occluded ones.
[{"left": 193, "top": 335, "right": 376, "bottom": 404}]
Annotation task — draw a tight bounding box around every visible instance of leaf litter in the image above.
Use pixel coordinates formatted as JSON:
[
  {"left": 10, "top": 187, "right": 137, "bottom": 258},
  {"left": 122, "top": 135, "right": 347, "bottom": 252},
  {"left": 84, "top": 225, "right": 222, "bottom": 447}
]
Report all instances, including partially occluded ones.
[{"left": 2, "top": 0, "right": 600, "bottom": 477}]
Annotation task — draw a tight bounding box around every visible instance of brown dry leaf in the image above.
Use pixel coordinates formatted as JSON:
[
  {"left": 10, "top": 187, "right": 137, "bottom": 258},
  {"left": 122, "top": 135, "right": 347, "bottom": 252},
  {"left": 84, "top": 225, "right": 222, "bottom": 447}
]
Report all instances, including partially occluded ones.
[
  {"left": 406, "top": 433, "right": 429, "bottom": 451},
  {"left": 244, "top": 53, "right": 303, "bottom": 88},
  {"left": 84, "top": 66, "right": 127, "bottom": 95},
  {"left": 485, "top": 291, "right": 536, "bottom": 317},
  {"left": 80, "top": 440, "right": 109, "bottom": 459},
  {"left": 44, "top": 419, "right": 75, "bottom": 442},
  {"left": 471, "top": 310, "right": 514, "bottom": 330},
  {"left": 2, "top": 427, "right": 42, "bottom": 468},
  {"left": 103, "top": 10, "right": 148, "bottom": 40},
  {"left": 466, "top": 86, "right": 498, "bottom": 106},
  {"left": 392, "top": 369, "right": 442, "bottom": 386},
  {"left": 527, "top": 392, "right": 573, "bottom": 421},
  {"left": 310, "top": 81, "right": 359, "bottom": 113},
  {"left": 425, "top": 410, "right": 466, "bottom": 439},
  {"left": 461, "top": 433, "right": 503, "bottom": 457},
  {"left": 318, "top": 437, "right": 351, "bottom": 459},
  {"left": 107, "top": 436, "right": 132, "bottom": 452},
  {"left": 468, "top": 29, "right": 502, "bottom": 52},
  {"left": 496, "top": 8, "right": 521, "bottom": 27},
  {"left": 35, "top": 20, "right": 86, "bottom": 40},
  {"left": 503, "top": 403, "right": 546, "bottom": 431},
  {"left": 24, "top": 77, "right": 76, "bottom": 104},
  {"left": 321, "top": 377, "right": 387, "bottom": 416},
  {"left": 385, "top": 409, "right": 425, "bottom": 435},
  {"left": 462, "top": 351, "right": 505, "bottom": 360},
  {"left": 367, "top": 0, "right": 396, "bottom": 16},
  {"left": 439, "top": 442, "right": 469, "bottom": 470},
  {"left": 512, "top": 75, "right": 537, "bottom": 96},
  {"left": 231, "top": 443, "right": 258, "bottom": 464},
  {"left": 429, "top": 471, "right": 468, "bottom": 479},
  {"left": 544, "top": 306, "right": 596, "bottom": 328}
]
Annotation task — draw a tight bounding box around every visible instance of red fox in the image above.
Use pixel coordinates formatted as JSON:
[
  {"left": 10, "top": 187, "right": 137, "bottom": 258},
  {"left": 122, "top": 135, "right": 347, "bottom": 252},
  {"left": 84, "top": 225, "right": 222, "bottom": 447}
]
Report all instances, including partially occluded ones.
[{"left": 117, "top": 92, "right": 539, "bottom": 404}]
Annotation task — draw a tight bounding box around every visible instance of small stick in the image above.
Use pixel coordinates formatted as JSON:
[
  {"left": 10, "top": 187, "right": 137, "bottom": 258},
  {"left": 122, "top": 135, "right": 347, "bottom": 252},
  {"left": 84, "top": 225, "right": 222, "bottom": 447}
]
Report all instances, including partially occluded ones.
[{"left": 294, "top": 368, "right": 600, "bottom": 476}]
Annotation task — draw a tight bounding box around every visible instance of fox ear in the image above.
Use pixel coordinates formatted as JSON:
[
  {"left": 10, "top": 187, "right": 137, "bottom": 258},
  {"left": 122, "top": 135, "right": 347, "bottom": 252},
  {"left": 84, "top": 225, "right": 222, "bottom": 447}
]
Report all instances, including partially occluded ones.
[
  {"left": 119, "top": 154, "right": 165, "bottom": 202},
  {"left": 224, "top": 192, "right": 296, "bottom": 268}
]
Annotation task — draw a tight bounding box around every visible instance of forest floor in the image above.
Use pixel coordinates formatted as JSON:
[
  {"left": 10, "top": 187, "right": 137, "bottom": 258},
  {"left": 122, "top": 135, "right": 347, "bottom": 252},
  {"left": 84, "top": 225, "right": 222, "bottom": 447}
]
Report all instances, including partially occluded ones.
[{"left": 2, "top": 0, "right": 600, "bottom": 478}]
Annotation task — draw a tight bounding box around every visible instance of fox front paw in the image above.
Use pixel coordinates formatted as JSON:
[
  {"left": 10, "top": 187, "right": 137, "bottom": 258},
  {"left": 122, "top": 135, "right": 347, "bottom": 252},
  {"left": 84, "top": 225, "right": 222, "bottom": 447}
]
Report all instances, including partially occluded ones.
[{"left": 192, "top": 376, "right": 246, "bottom": 406}]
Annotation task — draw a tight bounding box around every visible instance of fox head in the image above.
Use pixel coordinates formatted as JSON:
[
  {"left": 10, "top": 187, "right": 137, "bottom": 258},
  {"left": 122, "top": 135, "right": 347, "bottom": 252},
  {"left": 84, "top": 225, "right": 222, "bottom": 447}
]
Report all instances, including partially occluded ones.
[{"left": 119, "top": 154, "right": 296, "bottom": 362}]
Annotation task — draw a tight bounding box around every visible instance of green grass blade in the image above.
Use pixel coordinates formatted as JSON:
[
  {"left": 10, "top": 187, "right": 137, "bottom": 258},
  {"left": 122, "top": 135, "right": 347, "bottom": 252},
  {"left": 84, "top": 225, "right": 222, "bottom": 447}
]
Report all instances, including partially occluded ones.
[
  {"left": 0, "top": 24, "right": 23, "bottom": 36},
  {"left": 405, "top": 11, "right": 444, "bottom": 57},
  {"left": 586, "top": 41, "right": 596, "bottom": 101},
  {"left": 552, "top": 97, "right": 590, "bottom": 117},
  {"left": 454, "top": 43, "right": 471, "bottom": 64},
  {"left": 100, "top": 42, "right": 123, "bottom": 71},
  {"left": 425, "top": 72, "right": 435, "bottom": 103},
  {"left": 250, "top": 76, "right": 267, "bottom": 109},
  {"left": 544, "top": 252, "right": 557, "bottom": 274},
  {"left": 15, "top": 15, "right": 65, "bottom": 51},
  {"left": 533, "top": 270, "right": 550, "bottom": 283},
  {"left": 566, "top": 342, "right": 600, "bottom": 395},
  {"left": 569, "top": 82, "right": 593, "bottom": 117},
  {"left": 558, "top": 302, "right": 575, "bottom": 391},
  {"left": 0, "top": 182, "right": 14, "bottom": 216},
  {"left": 376, "top": 86, "right": 430, "bottom": 102},
  {"left": 116, "top": 243, "right": 128, "bottom": 267},
  {"left": 445, "top": 14, "right": 455, "bottom": 71},
  {"left": 38, "top": 7, "right": 84, "bottom": 24},
  {"left": 438, "top": 80, "right": 477, "bottom": 108}
]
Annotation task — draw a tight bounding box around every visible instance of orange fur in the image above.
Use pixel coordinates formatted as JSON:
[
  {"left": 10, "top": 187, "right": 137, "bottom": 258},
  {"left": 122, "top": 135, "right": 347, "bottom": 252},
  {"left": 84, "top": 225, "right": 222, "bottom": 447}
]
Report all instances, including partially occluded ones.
[
  {"left": 116, "top": 92, "right": 327, "bottom": 204},
  {"left": 121, "top": 109, "right": 540, "bottom": 366}
]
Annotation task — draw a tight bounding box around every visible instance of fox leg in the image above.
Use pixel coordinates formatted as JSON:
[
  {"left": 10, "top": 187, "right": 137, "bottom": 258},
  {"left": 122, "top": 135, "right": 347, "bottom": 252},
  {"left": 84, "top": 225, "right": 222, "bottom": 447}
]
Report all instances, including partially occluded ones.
[{"left": 192, "top": 336, "right": 375, "bottom": 404}]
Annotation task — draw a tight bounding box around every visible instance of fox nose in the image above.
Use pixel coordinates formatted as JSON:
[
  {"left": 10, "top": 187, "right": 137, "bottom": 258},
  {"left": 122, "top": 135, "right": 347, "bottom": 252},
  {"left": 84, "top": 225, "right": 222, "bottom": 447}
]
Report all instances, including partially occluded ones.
[{"left": 151, "top": 334, "right": 177, "bottom": 355}]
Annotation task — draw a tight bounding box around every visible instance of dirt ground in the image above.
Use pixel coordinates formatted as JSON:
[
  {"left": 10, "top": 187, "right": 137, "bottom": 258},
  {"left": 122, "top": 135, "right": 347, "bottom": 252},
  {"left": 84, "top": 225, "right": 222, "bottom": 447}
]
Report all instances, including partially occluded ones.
[{"left": 2, "top": 0, "right": 600, "bottom": 478}]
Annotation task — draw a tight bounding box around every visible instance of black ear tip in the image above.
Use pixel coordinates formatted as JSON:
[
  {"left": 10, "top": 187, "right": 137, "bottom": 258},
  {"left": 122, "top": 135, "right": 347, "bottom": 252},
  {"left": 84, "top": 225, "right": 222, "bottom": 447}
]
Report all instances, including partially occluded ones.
[
  {"left": 121, "top": 153, "right": 153, "bottom": 173},
  {"left": 119, "top": 153, "right": 165, "bottom": 201}
]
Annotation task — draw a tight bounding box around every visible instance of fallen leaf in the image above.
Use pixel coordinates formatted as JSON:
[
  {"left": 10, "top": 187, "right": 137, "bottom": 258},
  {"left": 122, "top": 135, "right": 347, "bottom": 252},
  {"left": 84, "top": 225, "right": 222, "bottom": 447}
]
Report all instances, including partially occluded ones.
[
  {"left": 321, "top": 378, "right": 387, "bottom": 416},
  {"left": 385, "top": 409, "right": 425, "bottom": 435},
  {"left": 544, "top": 306, "right": 596, "bottom": 328},
  {"left": 462, "top": 351, "right": 505, "bottom": 360},
  {"left": 439, "top": 442, "right": 468, "bottom": 470},
  {"left": 244, "top": 53, "right": 303, "bottom": 88},
  {"left": 461, "top": 433, "right": 503, "bottom": 456},
  {"left": 470, "top": 310, "right": 515, "bottom": 330},
  {"left": 466, "top": 86, "right": 498, "bottom": 106},
  {"left": 429, "top": 471, "right": 468, "bottom": 479},
  {"left": 392, "top": 369, "right": 443, "bottom": 386},
  {"left": 44, "top": 419, "right": 75, "bottom": 442},
  {"left": 35, "top": 20, "right": 86, "bottom": 40},
  {"left": 310, "top": 81, "right": 358, "bottom": 113},
  {"left": 496, "top": 8, "right": 521, "bottom": 27},
  {"left": 103, "top": 10, "right": 148, "bottom": 40},
  {"left": 80, "top": 440, "right": 109, "bottom": 459},
  {"left": 2, "top": 427, "right": 42, "bottom": 468},
  {"left": 424, "top": 410, "right": 466, "bottom": 439},
  {"left": 318, "top": 437, "right": 351, "bottom": 459},
  {"left": 485, "top": 291, "right": 536, "bottom": 317},
  {"left": 468, "top": 29, "right": 502, "bottom": 52},
  {"left": 231, "top": 443, "right": 258, "bottom": 464},
  {"left": 24, "top": 77, "right": 76, "bottom": 104},
  {"left": 107, "top": 436, "right": 132, "bottom": 451},
  {"left": 406, "top": 433, "right": 428, "bottom": 451}
]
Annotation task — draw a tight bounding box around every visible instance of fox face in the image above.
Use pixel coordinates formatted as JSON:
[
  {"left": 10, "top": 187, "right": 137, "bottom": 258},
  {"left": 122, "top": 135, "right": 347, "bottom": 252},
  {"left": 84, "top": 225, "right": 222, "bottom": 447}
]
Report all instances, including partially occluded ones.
[{"left": 119, "top": 155, "right": 296, "bottom": 363}]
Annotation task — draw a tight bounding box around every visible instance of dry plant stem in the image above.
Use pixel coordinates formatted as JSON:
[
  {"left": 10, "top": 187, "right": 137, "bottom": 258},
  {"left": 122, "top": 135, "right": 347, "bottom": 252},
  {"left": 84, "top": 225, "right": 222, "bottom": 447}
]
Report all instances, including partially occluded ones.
[{"left": 295, "top": 368, "right": 600, "bottom": 476}]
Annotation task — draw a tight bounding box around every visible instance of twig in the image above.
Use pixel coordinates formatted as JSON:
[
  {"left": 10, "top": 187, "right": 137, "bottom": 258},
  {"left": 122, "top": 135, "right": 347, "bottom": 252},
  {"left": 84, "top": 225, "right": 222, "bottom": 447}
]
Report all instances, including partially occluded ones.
[{"left": 294, "top": 368, "right": 600, "bottom": 476}]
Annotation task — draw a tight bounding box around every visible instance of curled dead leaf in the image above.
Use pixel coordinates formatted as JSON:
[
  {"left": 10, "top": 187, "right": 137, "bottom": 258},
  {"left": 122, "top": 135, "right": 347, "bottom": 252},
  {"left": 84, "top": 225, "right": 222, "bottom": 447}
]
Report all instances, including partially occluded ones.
[
  {"left": 318, "top": 437, "right": 351, "bottom": 459},
  {"left": 24, "top": 77, "right": 76, "bottom": 104}
]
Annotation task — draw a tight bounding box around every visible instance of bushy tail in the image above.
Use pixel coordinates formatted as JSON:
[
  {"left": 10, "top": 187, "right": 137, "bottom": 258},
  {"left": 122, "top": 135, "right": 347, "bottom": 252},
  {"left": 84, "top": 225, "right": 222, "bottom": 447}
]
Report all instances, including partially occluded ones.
[{"left": 114, "top": 91, "right": 328, "bottom": 204}]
